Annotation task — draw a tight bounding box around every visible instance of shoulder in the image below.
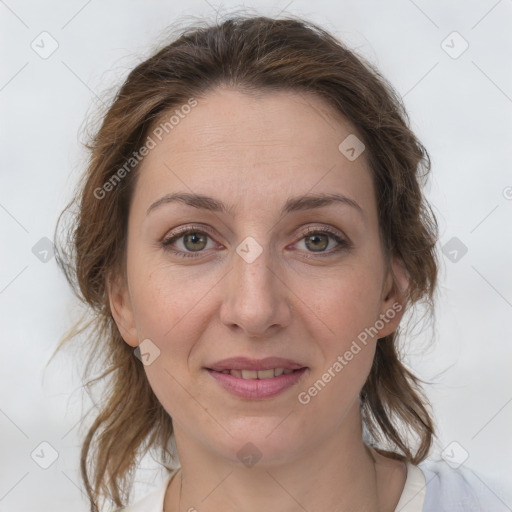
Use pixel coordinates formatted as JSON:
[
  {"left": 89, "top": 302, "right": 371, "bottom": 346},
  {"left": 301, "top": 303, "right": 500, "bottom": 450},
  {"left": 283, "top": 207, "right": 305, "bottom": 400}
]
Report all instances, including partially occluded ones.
[
  {"left": 418, "top": 459, "right": 511, "bottom": 512},
  {"left": 115, "top": 470, "right": 177, "bottom": 512}
]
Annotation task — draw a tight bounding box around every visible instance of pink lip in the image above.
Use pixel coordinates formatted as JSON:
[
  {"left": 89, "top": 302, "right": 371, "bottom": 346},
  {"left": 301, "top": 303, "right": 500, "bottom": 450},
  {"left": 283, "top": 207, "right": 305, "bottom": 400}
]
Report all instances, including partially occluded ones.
[
  {"left": 206, "top": 367, "right": 308, "bottom": 399},
  {"left": 207, "top": 356, "right": 305, "bottom": 372}
]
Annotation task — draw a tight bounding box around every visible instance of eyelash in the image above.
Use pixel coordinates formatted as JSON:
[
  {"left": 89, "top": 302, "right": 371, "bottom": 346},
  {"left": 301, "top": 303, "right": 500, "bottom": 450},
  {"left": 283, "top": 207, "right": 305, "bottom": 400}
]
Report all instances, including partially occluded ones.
[{"left": 161, "top": 225, "right": 351, "bottom": 259}]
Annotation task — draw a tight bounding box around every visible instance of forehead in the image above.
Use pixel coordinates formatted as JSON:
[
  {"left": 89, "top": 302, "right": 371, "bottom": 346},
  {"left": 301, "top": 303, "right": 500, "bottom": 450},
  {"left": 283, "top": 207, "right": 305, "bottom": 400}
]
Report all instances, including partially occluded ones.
[{"left": 132, "top": 87, "right": 376, "bottom": 221}]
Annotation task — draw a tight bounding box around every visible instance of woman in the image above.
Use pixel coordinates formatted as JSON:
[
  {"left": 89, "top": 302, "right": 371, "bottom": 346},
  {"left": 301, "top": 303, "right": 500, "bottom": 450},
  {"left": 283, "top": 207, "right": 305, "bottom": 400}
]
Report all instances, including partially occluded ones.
[{"left": 53, "top": 14, "right": 506, "bottom": 512}]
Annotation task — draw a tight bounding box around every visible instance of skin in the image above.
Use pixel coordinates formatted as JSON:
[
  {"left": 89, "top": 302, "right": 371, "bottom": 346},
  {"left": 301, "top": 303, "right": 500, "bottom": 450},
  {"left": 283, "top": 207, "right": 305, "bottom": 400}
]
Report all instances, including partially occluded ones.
[{"left": 109, "top": 87, "right": 410, "bottom": 511}]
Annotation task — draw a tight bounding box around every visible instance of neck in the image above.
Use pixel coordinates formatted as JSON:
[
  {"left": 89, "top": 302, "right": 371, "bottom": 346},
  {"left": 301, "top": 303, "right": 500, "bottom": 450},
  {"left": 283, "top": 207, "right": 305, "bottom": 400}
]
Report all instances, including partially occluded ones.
[{"left": 164, "top": 405, "right": 405, "bottom": 512}]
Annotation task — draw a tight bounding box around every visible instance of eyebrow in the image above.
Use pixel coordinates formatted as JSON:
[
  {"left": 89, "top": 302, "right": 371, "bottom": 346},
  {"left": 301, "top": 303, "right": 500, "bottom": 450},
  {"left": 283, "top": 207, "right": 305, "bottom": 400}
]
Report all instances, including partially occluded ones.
[{"left": 146, "top": 191, "right": 364, "bottom": 219}]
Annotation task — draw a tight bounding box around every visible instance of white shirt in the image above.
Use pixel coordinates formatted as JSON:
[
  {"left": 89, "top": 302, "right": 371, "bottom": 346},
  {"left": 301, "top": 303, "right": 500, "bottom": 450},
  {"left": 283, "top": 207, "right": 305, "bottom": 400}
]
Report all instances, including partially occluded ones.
[{"left": 119, "top": 460, "right": 511, "bottom": 511}]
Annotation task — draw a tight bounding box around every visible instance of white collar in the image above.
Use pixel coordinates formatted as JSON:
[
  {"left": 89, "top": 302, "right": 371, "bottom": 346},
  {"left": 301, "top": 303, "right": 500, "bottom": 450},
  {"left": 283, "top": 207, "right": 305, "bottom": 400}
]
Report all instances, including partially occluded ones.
[{"left": 394, "top": 462, "right": 426, "bottom": 511}]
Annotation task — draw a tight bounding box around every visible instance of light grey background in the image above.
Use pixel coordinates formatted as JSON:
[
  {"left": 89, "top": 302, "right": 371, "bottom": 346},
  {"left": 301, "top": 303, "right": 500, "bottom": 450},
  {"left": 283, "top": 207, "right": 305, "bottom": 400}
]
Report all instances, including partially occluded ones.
[{"left": 1, "top": 1, "right": 511, "bottom": 510}]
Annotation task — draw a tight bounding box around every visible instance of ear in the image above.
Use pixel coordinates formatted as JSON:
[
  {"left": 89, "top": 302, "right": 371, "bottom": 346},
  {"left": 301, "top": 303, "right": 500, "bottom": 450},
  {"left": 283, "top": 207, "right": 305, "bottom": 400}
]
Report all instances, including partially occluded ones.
[
  {"left": 375, "top": 257, "right": 409, "bottom": 338},
  {"left": 107, "top": 271, "right": 139, "bottom": 347}
]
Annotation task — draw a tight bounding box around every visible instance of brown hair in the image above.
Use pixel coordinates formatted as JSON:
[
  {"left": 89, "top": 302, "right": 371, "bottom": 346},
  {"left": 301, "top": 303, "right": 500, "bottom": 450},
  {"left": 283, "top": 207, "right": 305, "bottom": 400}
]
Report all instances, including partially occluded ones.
[{"left": 52, "top": 13, "right": 439, "bottom": 511}]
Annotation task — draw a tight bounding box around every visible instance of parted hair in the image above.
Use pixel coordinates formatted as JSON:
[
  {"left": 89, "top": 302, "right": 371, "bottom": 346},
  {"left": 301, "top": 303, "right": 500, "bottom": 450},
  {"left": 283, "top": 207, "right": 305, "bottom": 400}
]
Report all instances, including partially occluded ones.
[{"left": 53, "top": 13, "right": 439, "bottom": 511}]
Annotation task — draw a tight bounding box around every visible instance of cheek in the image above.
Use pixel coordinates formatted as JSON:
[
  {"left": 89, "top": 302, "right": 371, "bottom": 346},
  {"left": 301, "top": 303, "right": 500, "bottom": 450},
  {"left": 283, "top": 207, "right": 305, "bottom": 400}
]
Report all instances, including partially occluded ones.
[
  {"left": 303, "top": 263, "right": 384, "bottom": 343},
  {"left": 296, "top": 265, "right": 382, "bottom": 397},
  {"left": 128, "top": 256, "right": 218, "bottom": 341},
  {"left": 296, "top": 273, "right": 380, "bottom": 416},
  {"left": 131, "top": 266, "right": 213, "bottom": 421}
]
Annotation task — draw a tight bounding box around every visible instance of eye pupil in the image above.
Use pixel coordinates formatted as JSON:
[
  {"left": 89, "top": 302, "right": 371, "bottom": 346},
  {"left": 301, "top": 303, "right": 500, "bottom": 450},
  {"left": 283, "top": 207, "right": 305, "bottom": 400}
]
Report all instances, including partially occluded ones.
[
  {"left": 306, "top": 234, "right": 328, "bottom": 251},
  {"left": 184, "top": 232, "right": 207, "bottom": 251}
]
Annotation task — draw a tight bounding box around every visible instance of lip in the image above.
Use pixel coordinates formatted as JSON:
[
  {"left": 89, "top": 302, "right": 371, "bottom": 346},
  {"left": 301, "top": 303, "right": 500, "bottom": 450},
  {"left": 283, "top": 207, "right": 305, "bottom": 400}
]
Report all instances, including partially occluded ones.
[
  {"left": 207, "top": 367, "right": 308, "bottom": 399},
  {"left": 206, "top": 356, "right": 305, "bottom": 372}
]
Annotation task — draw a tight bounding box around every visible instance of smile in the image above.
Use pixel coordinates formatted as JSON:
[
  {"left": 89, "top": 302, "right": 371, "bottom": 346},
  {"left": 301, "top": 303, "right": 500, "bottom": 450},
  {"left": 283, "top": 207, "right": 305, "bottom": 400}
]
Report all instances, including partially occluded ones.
[
  {"left": 212, "top": 368, "right": 297, "bottom": 379},
  {"left": 206, "top": 367, "right": 308, "bottom": 399}
]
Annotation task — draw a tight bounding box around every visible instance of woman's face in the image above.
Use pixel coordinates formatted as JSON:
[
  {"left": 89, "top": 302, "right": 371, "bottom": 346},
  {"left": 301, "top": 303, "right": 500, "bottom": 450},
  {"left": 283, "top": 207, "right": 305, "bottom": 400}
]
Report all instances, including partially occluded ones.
[{"left": 109, "top": 87, "right": 407, "bottom": 465}]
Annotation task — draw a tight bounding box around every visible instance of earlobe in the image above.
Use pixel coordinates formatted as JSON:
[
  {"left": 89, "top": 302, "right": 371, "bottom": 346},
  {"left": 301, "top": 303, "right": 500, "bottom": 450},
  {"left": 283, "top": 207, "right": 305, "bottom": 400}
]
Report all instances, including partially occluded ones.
[
  {"left": 377, "top": 257, "right": 409, "bottom": 338},
  {"left": 107, "top": 272, "right": 139, "bottom": 347}
]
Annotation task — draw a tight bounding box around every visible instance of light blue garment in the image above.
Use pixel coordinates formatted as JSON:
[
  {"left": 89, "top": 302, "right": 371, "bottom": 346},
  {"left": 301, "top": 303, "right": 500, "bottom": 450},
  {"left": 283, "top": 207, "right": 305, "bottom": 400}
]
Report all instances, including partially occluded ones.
[{"left": 418, "top": 459, "right": 512, "bottom": 511}]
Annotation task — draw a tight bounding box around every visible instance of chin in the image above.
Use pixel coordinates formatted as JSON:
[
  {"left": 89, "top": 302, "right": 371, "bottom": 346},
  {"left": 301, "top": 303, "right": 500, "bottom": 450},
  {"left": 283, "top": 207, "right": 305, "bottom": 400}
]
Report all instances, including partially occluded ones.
[{"left": 209, "top": 419, "right": 308, "bottom": 468}]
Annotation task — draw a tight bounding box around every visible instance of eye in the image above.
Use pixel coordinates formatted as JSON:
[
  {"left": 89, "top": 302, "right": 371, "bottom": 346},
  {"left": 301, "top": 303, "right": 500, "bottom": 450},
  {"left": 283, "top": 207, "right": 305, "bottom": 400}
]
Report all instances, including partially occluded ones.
[
  {"left": 292, "top": 227, "right": 351, "bottom": 257},
  {"left": 161, "top": 227, "right": 217, "bottom": 258},
  {"left": 161, "top": 225, "right": 351, "bottom": 259}
]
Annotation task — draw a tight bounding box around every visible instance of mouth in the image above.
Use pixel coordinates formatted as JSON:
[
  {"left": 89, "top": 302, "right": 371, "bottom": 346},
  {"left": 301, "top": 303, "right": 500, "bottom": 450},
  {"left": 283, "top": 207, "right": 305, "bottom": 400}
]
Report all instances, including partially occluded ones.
[
  {"left": 207, "top": 367, "right": 304, "bottom": 379},
  {"left": 205, "top": 366, "right": 308, "bottom": 399},
  {"left": 206, "top": 356, "right": 306, "bottom": 373}
]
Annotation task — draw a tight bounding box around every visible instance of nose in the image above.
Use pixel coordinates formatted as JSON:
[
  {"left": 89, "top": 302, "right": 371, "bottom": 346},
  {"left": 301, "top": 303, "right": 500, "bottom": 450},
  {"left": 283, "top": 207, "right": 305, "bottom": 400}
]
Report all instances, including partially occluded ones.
[{"left": 219, "top": 238, "right": 292, "bottom": 338}]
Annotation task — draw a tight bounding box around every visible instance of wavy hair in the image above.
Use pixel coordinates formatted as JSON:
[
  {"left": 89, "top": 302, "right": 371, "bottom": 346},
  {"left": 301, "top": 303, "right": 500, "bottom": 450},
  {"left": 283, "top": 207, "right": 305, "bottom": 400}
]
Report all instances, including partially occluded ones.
[{"left": 52, "top": 13, "right": 439, "bottom": 511}]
